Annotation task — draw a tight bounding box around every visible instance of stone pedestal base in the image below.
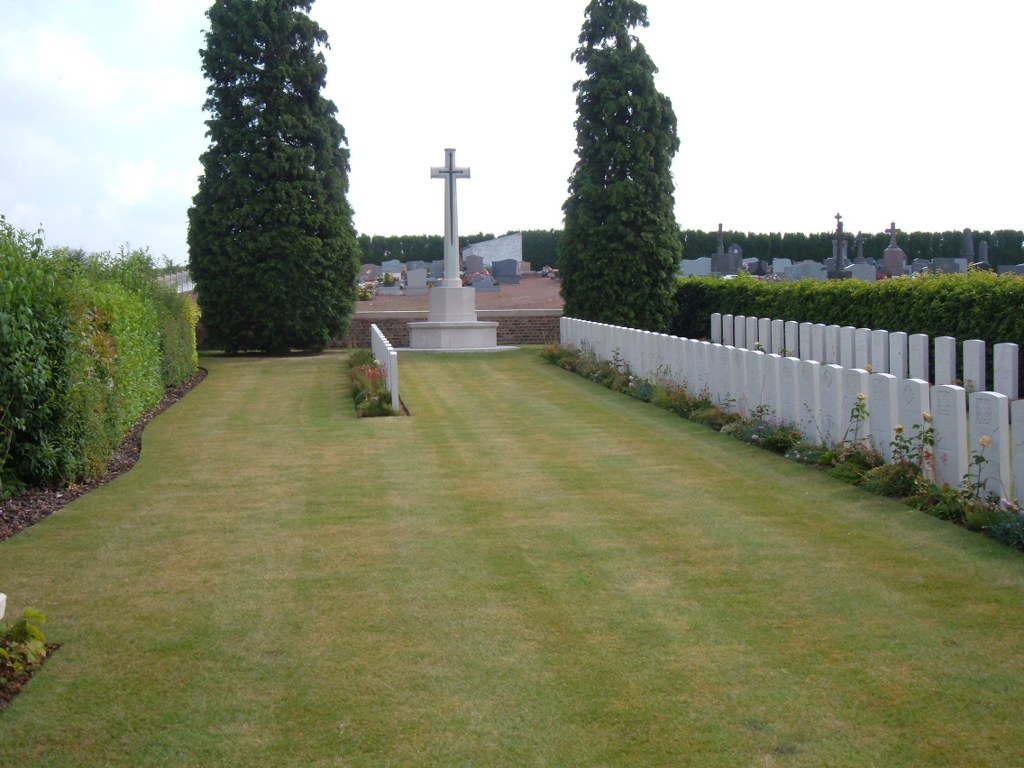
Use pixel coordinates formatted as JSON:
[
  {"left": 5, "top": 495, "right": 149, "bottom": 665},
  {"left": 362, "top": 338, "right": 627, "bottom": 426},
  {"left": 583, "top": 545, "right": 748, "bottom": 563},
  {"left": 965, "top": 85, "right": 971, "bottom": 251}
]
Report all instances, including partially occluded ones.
[
  {"left": 408, "top": 320, "right": 499, "bottom": 350},
  {"left": 408, "top": 285, "right": 499, "bottom": 351}
]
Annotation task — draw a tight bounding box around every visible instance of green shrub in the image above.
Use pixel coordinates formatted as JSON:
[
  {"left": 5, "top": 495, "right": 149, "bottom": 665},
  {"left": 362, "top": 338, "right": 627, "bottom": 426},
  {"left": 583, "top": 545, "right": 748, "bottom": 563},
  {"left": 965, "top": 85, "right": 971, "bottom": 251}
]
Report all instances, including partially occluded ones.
[
  {"left": 784, "top": 442, "right": 834, "bottom": 466},
  {"left": 908, "top": 484, "right": 967, "bottom": 523},
  {"left": 0, "top": 608, "right": 48, "bottom": 688},
  {"left": 987, "top": 512, "right": 1024, "bottom": 550},
  {"left": 859, "top": 463, "right": 919, "bottom": 498},
  {"left": 0, "top": 226, "right": 198, "bottom": 497}
]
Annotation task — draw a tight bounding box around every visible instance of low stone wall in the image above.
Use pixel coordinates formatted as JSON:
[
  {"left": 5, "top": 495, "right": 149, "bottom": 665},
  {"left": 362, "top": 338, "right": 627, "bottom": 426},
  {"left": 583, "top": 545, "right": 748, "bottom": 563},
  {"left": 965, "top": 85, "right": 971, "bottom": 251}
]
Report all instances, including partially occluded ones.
[{"left": 338, "top": 309, "right": 562, "bottom": 348}]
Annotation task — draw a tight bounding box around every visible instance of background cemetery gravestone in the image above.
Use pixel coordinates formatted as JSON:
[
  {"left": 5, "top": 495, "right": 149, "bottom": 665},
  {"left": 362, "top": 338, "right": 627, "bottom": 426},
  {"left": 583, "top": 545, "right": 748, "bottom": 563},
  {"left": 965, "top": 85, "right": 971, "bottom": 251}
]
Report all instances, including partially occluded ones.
[
  {"left": 492, "top": 259, "right": 521, "bottom": 285},
  {"left": 679, "top": 257, "right": 712, "bottom": 277},
  {"left": 405, "top": 267, "right": 429, "bottom": 296},
  {"left": 464, "top": 253, "right": 485, "bottom": 275},
  {"left": 784, "top": 262, "right": 827, "bottom": 282},
  {"left": 471, "top": 275, "right": 500, "bottom": 292},
  {"left": 849, "top": 263, "right": 877, "bottom": 282}
]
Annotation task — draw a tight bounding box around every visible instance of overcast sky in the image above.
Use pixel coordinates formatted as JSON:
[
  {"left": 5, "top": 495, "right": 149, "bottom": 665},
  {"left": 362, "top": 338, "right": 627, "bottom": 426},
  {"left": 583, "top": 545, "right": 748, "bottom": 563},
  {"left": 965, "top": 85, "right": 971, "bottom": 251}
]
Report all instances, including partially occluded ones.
[{"left": 2, "top": 1, "right": 1020, "bottom": 265}]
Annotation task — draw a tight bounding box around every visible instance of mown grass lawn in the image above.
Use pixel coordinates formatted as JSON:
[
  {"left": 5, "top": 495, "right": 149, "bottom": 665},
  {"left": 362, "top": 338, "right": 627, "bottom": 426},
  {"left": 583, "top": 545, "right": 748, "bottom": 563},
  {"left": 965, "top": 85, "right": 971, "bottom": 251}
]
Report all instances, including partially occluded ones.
[{"left": 2, "top": 348, "right": 1024, "bottom": 766}]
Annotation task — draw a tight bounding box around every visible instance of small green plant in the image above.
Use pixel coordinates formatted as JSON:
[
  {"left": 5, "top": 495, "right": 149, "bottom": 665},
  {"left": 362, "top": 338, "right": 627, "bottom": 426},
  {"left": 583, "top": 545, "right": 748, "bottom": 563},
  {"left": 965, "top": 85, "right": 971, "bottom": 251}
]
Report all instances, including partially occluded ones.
[
  {"left": 826, "top": 393, "right": 883, "bottom": 483},
  {"left": 0, "top": 608, "right": 48, "bottom": 689},
  {"left": 890, "top": 416, "right": 935, "bottom": 479},
  {"left": 858, "top": 463, "right": 918, "bottom": 499},
  {"left": 784, "top": 441, "right": 834, "bottom": 467}
]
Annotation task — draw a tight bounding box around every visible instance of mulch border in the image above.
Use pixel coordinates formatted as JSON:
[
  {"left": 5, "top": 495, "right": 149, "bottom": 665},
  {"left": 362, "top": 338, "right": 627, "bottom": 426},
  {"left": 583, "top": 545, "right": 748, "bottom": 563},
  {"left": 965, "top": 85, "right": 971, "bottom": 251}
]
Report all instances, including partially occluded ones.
[{"left": 0, "top": 368, "right": 207, "bottom": 542}]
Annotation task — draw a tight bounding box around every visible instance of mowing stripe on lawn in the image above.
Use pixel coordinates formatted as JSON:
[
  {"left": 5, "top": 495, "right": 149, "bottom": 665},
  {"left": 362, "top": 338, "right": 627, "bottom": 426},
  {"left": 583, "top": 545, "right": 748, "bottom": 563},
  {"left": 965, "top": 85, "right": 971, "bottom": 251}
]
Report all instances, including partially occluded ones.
[{"left": 1, "top": 348, "right": 1023, "bottom": 766}]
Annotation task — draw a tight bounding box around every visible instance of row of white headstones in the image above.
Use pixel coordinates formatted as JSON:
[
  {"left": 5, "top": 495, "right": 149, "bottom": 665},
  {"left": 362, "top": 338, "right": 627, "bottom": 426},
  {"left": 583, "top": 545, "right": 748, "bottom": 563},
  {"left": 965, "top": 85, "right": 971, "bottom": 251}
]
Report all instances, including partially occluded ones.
[{"left": 561, "top": 316, "right": 1024, "bottom": 506}]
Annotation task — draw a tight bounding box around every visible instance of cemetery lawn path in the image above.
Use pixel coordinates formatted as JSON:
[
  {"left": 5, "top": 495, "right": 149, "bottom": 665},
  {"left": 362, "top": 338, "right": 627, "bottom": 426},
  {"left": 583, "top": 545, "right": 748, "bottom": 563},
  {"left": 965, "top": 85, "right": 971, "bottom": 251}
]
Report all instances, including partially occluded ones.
[{"left": 3, "top": 349, "right": 1024, "bottom": 766}]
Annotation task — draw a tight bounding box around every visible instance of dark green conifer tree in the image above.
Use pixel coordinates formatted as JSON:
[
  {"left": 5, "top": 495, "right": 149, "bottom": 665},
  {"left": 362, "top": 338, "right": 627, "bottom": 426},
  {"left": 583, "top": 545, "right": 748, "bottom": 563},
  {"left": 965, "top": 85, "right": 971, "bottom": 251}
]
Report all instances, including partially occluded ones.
[
  {"left": 188, "top": 0, "right": 359, "bottom": 353},
  {"left": 559, "top": 0, "right": 682, "bottom": 331}
]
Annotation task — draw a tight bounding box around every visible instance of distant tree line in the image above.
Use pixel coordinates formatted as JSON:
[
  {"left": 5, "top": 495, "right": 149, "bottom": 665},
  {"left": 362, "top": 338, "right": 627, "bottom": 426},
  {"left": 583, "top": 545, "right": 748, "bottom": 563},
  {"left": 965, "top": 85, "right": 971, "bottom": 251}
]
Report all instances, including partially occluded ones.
[
  {"left": 680, "top": 229, "right": 1024, "bottom": 266},
  {"left": 357, "top": 230, "right": 562, "bottom": 269},
  {"left": 357, "top": 228, "right": 1024, "bottom": 271}
]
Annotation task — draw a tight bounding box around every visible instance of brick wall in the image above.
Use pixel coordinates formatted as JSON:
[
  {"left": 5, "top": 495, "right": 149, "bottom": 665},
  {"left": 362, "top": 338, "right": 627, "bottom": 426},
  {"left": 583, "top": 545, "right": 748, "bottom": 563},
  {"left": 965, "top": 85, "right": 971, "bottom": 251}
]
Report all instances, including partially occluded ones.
[{"left": 337, "top": 309, "right": 562, "bottom": 348}]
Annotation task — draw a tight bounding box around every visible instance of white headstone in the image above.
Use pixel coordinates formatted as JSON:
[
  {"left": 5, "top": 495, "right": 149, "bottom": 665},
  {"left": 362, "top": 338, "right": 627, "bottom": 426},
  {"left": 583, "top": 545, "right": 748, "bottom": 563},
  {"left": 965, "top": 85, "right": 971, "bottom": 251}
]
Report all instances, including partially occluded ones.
[
  {"left": 909, "top": 333, "right": 930, "bottom": 381},
  {"left": 1011, "top": 399, "right": 1024, "bottom": 506},
  {"left": 710, "top": 313, "right": 722, "bottom": 344},
  {"left": 811, "top": 324, "right": 826, "bottom": 364},
  {"left": 855, "top": 328, "right": 872, "bottom": 369},
  {"left": 784, "top": 321, "right": 799, "bottom": 358},
  {"left": 889, "top": 332, "right": 908, "bottom": 380},
  {"left": 745, "top": 316, "right": 759, "bottom": 352},
  {"left": 869, "top": 373, "right": 899, "bottom": 462},
  {"left": 799, "top": 322, "right": 813, "bottom": 360},
  {"left": 734, "top": 315, "right": 746, "bottom": 350},
  {"left": 898, "top": 378, "right": 933, "bottom": 481},
  {"left": 762, "top": 354, "right": 782, "bottom": 419},
  {"left": 730, "top": 345, "right": 747, "bottom": 413},
  {"left": 870, "top": 330, "right": 890, "bottom": 374},
  {"left": 771, "top": 319, "right": 785, "bottom": 355},
  {"left": 780, "top": 356, "right": 801, "bottom": 425},
  {"left": 969, "top": 391, "right": 1011, "bottom": 501},
  {"left": 934, "top": 336, "right": 957, "bottom": 385},
  {"left": 746, "top": 348, "right": 765, "bottom": 415},
  {"left": 842, "top": 368, "right": 870, "bottom": 446},
  {"left": 994, "top": 342, "right": 1019, "bottom": 400},
  {"left": 799, "top": 360, "right": 822, "bottom": 442},
  {"left": 722, "top": 314, "right": 734, "bottom": 346},
  {"left": 839, "top": 326, "right": 856, "bottom": 369},
  {"left": 931, "top": 384, "right": 968, "bottom": 488},
  {"left": 825, "top": 325, "right": 840, "bottom": 365},
  {"left": 963, "top": 339, "right": 986, "bottom": 393},
  {"left": 820, "top": 364, "right": 845, "bottom": 448},
  {"left": 758, "top": 317, "right": 772, "bottom": 352}
]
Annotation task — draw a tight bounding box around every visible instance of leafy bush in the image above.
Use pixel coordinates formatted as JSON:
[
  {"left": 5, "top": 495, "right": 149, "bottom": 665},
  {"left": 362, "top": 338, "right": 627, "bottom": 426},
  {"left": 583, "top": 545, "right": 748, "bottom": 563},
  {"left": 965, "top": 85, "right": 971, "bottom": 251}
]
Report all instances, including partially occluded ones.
[
  {"left": 987, "top": 512, "right": 1024, "bottom": 550},
  {"left": 859, "top": 463, "right": 919, "bottom": 499},
  {"left": 0, "top": 608, "right": 48, "bottom": 689},
  {"left": 0, "top": 222, "right": 198, "bottom": 497}
]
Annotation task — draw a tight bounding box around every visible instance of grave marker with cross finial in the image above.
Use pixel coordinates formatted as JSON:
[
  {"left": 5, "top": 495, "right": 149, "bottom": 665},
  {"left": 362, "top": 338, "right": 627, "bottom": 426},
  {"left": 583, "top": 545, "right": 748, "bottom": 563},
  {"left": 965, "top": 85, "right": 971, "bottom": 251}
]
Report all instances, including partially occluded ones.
[
  {"left": 831, "top": 213, "right": 848, "bottom": 268},
  {"left": 886, "top": 221, "right": 900, "bottom": 248}
]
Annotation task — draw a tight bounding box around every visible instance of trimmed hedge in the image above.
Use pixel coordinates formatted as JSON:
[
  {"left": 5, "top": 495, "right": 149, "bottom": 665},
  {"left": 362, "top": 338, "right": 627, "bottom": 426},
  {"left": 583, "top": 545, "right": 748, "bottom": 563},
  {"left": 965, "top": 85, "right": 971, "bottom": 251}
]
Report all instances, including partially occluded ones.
[
  {"left": 0, "top": 218, "right": 199, "bottom": 496},
  {"left": 673, "top": 272, "right": 1024, "bottom": 347},
  {"left": 672, "top": 271, "right": 1024, "bottom": 391}
]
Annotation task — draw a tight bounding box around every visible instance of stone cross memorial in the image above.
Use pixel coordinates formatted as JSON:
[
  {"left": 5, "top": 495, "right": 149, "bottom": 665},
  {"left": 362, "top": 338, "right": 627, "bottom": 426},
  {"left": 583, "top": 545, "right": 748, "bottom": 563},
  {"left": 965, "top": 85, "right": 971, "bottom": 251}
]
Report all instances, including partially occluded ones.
[
  {"left": 408, "top": 148, "right": 499, "bottom": 351},
  {"left": 431, "top": 148, "right": 470, "bottom": 288}
]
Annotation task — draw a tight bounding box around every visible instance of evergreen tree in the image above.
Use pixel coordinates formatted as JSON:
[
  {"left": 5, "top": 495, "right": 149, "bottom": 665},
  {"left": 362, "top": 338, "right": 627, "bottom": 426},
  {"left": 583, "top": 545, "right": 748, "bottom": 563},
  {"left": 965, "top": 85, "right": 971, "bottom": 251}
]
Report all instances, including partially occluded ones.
[
  {"left": 558, "top": 0, "right": 682, "bottom": 332},
  {"left": 188, "top": 0, "right": 359, "bottom": 353}
]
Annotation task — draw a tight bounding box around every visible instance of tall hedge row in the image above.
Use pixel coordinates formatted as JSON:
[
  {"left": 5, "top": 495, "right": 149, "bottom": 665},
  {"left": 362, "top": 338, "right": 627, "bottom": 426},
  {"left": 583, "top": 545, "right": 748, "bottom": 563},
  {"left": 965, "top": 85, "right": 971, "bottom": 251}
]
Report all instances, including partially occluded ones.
[
  {"left": 0, "top": 218, "right": 199, "bottom": 497},
  {"left": 673, "top": 272, "right": 1024, "bottom": 346},
  {"left": 672, "top": 272, "right": 1024, "bottom": 387}
]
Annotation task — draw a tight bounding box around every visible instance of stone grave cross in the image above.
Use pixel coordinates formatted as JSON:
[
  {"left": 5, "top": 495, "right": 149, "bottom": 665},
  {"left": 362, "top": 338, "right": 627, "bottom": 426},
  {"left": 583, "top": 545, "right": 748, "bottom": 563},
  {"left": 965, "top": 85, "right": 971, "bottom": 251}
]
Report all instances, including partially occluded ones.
[
  {"left": 431, "top": 148, "right": 470, "bottom": 288},
  {"left": 886, "top": 221, "right": 900, "bottom": 247}
]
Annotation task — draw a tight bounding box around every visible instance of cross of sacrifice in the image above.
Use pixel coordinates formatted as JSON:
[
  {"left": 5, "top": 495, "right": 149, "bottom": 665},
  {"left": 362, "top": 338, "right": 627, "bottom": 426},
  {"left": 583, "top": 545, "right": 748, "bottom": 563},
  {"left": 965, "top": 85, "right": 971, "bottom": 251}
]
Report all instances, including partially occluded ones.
[{"left": 431, "top": 148, "right": 470, "bottom": 288}]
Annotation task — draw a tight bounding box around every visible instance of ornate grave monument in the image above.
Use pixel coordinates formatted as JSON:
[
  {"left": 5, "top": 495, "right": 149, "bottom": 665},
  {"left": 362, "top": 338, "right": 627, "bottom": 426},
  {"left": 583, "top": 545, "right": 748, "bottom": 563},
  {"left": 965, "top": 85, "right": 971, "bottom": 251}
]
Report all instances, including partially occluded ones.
[{"left": 408, "top": 148, "right": 498, "bottom": 350}]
